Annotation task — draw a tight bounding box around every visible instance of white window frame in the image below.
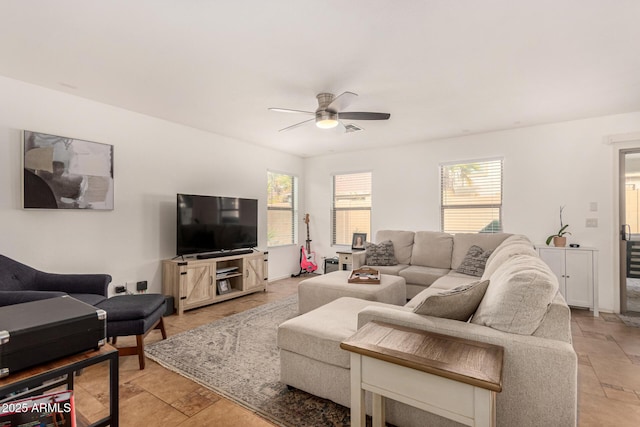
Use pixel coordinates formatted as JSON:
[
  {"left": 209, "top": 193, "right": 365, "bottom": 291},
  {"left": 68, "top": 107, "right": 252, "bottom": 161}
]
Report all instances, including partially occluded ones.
[
  {"left": 331, "top": 171, "right": 372, "bottom": 246},
  {"left": 267, "top": 170, "right": 298, "bottom": 247},
  {"left": 440, "top": 158, "right": 503, "bottom": 234}
]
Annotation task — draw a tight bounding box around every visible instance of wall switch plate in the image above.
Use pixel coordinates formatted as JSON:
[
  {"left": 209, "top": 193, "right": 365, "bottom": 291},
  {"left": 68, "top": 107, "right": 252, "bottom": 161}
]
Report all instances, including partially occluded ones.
[
  {"left": 586, "top": 218, "right": 598, "bottom": 228},
  {"left": 590, "top": 202, "right": 598, "bottom": 212}
]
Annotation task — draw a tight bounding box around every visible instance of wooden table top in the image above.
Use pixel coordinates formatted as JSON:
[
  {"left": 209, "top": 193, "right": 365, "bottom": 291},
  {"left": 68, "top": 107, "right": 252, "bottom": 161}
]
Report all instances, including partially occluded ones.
[{"left": 340, "top": 321, "right": 503, "bottom": 392}]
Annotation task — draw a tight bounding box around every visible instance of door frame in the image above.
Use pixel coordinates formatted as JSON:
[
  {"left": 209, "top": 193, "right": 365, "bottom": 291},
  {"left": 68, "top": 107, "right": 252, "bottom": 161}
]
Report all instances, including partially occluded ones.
[{"left": 611, "top": 132, "right": 640, "bottom": 313}]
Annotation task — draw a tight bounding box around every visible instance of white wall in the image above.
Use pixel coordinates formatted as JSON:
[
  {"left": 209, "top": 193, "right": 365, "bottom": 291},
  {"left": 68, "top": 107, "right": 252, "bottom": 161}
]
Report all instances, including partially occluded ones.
[
  {"left": 304, "top": 112, "right": 640, "bottom": 313},
  {"left": 3, "top": 74, "right": 640, "bottom": 312},
  {"left": 0, "top": 76, "right": 304, "bottom": 294}
]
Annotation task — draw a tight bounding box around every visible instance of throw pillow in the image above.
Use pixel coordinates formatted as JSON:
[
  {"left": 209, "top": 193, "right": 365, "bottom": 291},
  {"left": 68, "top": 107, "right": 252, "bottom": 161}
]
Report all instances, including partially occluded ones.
[
  {"left": 456, "top": 245, "right": 493, "bottom": 277},
  {"left": 365, "top": 240, "right": 398, "bottom": 266},
  {"left": 412, "top": 280, "right": 490, "bottom": 321}
]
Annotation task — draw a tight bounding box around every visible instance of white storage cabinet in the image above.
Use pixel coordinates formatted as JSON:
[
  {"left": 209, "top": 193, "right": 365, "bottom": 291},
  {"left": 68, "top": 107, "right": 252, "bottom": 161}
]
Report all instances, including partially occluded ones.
[{"left": 537, "top": 246, "right": 598, "bottom": 316}]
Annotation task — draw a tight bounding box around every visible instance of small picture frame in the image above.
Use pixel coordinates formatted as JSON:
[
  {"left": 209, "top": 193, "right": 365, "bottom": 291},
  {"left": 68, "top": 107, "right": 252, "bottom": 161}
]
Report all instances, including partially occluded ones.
[
  {"left": 351, "top": 233, "right": 367, "bottom": 250},
  {"left": 217, "top": 279, "right": 231, "bottom": 295}
]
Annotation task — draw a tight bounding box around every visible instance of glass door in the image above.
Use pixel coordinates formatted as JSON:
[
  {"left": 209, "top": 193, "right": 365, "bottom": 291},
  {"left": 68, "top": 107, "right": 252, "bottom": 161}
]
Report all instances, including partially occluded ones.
[{"left": 620, "top": 150, "right": 640, "bottom": 314}]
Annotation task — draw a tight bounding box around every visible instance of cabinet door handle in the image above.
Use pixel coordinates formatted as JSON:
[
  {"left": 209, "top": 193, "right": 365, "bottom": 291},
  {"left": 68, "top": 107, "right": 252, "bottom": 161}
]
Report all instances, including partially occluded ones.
[{"left": 210, "top": 276, "right": 213, "bottom": 285}]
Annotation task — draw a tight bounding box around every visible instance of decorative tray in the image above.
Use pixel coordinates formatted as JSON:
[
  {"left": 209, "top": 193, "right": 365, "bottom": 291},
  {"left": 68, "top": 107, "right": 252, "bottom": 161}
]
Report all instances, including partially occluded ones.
[{"left": 348, "top": 267, "right": 381, "bottom": 284}]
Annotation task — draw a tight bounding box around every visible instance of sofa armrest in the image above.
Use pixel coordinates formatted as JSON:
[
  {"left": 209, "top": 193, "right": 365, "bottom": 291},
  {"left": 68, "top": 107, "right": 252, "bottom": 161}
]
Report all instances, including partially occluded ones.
[
  {"left": 357, "top": 306, "right": 577, "bottom": 427},
  {"left": 352, "top": 251, "right": 367, "bottom": 269},
  {"left": 33, "top": 271, "right": 111, "bottom": 297},
  {"left": 0, "top": 290, "right": 67, "bottom": 307}
]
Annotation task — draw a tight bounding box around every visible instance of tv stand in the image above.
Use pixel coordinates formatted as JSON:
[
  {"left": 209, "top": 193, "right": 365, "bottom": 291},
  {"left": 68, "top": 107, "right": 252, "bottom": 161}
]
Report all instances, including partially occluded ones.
[{"left": 163, "top": 250, "right": 268, "bottom": 315}]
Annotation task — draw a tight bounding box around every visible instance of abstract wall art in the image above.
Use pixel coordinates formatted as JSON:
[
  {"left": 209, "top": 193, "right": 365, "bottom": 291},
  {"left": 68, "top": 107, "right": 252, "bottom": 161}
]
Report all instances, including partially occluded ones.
[{"left": 23, "top": 131, "right": 114, "bottom": 210}]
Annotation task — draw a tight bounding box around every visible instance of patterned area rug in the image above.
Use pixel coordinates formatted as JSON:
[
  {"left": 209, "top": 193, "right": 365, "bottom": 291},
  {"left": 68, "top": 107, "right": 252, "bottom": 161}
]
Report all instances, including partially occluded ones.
[{"left": 145, "top": 295, "right": 351, "bottom": 426}]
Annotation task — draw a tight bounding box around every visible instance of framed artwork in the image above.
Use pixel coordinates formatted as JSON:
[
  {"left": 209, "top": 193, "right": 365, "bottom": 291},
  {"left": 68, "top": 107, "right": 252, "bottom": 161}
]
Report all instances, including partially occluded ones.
[
  {"left": 217, "top": 279, "right": 231, "bottom": 295},
  {"left": 23, "top": 130, "right": 114, "bottom": 210},
  {"left": 352, "top": 233, "right": 367, "bottom": 250}
]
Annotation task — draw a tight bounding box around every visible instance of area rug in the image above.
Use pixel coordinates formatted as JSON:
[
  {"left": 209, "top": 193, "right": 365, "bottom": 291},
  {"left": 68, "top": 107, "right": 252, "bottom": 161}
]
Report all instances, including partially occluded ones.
[{"left": 145, "top": 295, "right": 351, "bottom": 426}]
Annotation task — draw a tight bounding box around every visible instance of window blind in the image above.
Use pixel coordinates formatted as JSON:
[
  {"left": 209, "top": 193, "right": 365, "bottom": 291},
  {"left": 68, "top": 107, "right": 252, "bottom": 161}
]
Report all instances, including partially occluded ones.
[
  {"left": 267, "top": 171, "right": 297, "bottom": 246},
  {"left": 440, "top": 159, "right": 503, "bottom": 234},
  {"left": 332, "top": 172, "right": 372, "bottom": 245}
]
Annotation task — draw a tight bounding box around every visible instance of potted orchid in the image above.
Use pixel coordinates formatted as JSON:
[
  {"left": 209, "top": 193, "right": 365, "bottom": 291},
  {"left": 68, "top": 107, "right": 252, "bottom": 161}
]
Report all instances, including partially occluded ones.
[{"left": 545, "top": 206, "right": 571, "bottom": 247}]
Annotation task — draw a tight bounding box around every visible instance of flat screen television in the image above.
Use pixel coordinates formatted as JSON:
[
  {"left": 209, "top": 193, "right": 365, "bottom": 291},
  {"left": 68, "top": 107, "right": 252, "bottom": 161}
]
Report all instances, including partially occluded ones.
[{"left": 176, "top": 194, "right": 258, "bottom": 256}]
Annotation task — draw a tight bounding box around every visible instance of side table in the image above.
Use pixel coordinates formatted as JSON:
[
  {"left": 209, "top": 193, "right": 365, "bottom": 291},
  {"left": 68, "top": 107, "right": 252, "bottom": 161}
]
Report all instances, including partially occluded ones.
[
  {"left": 0, "top": 345, "right": 119, "bottom": 427},
  {"left": 340, "top": 321, "right": 503, "bottom": 427},
  {"left": 336, "top": 250, "right": 363, "bottom": 271}
]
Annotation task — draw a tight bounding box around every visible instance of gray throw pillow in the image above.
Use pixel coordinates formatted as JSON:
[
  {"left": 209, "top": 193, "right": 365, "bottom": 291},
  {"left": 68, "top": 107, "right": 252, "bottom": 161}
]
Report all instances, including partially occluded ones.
[
  {"left": 365, "top": 240, "right": 398, "bottom": 266},
  {"left": 456, "top": 245, "right": 493, "bottom": 277},
  {"left": 412, "top": 280, "right": 490, "bottom": 321}
]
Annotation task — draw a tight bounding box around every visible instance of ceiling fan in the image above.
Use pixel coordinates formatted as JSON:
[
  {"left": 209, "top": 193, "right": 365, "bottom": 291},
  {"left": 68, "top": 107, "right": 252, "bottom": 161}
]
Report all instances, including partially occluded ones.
[{"left": 269, "top": 92, "right": 390, "bottom": 132}]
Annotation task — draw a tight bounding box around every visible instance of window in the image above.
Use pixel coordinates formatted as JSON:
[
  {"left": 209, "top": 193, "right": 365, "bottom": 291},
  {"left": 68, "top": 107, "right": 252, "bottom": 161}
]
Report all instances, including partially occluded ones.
[
  {"left": 440, "top": 159, "right": 503, "bottom": 234},
  {"left": 267, "top": 171, "right": 297, "bottom": 246},
  {"left": 332, "top": 172, "right": 372, "bottom": 245}
]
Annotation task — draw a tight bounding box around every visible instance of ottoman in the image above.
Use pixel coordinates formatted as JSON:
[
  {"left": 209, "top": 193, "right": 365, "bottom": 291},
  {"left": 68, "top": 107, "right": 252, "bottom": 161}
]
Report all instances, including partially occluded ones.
[
  {"left": 96, "top": 294, "right": 167, "bottom": 369},
  {"left": 278, "top": 297, "right": 396, "bottom": 407},
  {"left": 297, "top": 270, "right": 406, "bottom": 314}
]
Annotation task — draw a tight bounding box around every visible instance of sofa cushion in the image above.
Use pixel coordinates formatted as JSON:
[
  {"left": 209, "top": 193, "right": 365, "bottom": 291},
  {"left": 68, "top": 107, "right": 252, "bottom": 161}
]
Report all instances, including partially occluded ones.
[
  {"left": 365, "top": 240, "right": 398, "bottom": 266},
  {"left": 472, "top": 254, "right": 559, "bottom": 335},
  {"left": 410, "top": 231, "right": 453, "bottom": 269},
  {"left": 368, "top": 264, "right": 410, "bottom": 276},
  {"left": 430, "top": 271, "right": 478, "bottom": 290},
  {"left": 482, "top": 234, "right": 537, "bottom": 280},
  {"left": 399, "top": 265, "right": 450, "bottom": 287},
  {"left": 455, "top": 245, "right": 493, "bottom": 277},
  {"left": 451, "top": 233, "right": 511, "bottom": 270},
  {"left": 412, "top": 280, "right": 490, "bottom": 321},
  {"left": 375, "top": 230, "right": 415, "bottom": 265}
]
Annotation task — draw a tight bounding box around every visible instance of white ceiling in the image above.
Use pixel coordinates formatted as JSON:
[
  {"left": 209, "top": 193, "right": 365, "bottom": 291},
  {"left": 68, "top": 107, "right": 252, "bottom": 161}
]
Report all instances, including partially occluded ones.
[{"left": 1, "top": 1, "right": 639, "bottom": 158}]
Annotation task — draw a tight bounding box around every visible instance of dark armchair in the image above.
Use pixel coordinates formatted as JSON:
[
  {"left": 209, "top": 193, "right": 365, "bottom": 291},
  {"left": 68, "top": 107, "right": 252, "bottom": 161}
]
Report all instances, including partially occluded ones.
[{"left": 0, "top": 254, "right": 111, "bottom": 307}]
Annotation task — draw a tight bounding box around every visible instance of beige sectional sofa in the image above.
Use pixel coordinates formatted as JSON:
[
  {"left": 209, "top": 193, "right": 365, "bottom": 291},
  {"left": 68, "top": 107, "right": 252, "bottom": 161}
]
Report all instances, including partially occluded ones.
[
  {"left": 277, "top": 232, "right": 577, "bottom": 427},
  {"left": 352, "top": 230, "right": 513, "bottom": 298}
]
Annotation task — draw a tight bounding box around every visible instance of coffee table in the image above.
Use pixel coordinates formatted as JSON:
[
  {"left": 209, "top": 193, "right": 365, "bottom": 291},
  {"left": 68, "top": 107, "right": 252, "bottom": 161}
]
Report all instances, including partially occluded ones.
[{"left": 297, "top": 270, "right": 406, "bottom": 314}]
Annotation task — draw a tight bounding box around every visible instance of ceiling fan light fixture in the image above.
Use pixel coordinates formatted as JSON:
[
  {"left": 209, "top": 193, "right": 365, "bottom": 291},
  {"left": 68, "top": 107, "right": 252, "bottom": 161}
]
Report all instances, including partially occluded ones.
[{"left": 315, "top": 111, "right": 339, "bottom": 129}]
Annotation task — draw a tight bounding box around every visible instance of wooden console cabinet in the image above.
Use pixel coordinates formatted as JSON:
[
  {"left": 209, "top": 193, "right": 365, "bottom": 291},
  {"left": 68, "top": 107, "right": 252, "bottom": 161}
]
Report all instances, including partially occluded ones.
[{"left": 162, "top": 251, "right": 267, "bottom": 315}]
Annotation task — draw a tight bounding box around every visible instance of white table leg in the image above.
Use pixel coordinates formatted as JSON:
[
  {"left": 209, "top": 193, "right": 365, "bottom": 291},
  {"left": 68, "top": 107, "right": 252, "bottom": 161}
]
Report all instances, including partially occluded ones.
[
  {"left": 473, "top": 387, "right": 496, "bottom": 427},
  {"left": 350, "top": 354, "right": 366, "bottom": 427},
  {"left": 372, "top": 392, "right": 385, "bottom": 427}
]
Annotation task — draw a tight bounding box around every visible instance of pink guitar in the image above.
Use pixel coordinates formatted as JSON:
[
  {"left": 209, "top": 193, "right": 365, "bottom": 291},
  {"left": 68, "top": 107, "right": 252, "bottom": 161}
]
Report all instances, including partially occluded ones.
[{"left": 297, "top": 214, "right": 317, "bottom": 274}]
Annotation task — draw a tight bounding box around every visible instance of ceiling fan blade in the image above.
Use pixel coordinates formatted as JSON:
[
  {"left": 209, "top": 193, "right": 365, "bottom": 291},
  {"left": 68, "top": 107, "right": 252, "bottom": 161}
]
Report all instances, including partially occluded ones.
[
  {"left": 338, "top": 112, "right": 391, "bottom": 120},
  {"left": 327, "top": 91, "right": 358, "bottom": 112},
  {"left": 269, "top": 108, "right": 314, "bottom": 114},
  {"left": 278, "top": 118, "right": 315, "bottom": 132}
]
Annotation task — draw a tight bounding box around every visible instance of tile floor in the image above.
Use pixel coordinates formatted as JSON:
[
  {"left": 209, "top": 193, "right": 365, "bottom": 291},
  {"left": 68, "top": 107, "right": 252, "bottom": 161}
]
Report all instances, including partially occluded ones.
[{"left": 72, "top": 277, "right": 640, "bottom": 426}]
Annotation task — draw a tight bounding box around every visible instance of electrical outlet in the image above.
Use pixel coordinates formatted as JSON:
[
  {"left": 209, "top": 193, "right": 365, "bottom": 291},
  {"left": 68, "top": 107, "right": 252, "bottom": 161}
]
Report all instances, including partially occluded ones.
[
  {"left": 586, "top": 218, "right": 598, "bottom": 228},
  {"left": 115, "top": 285, "right": 126, "bottom": 293}
]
